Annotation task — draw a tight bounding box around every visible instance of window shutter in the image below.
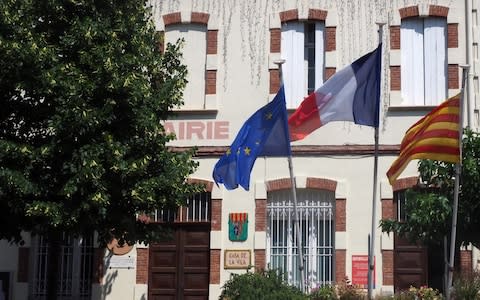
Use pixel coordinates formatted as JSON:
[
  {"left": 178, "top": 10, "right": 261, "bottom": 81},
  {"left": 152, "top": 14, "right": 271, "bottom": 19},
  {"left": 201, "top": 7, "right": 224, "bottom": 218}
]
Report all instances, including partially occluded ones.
[
  {"left": 401, "top": 18, "right": 425, "bottom": 106},
  {"left": 281, "top": 22, "right": 305, "bottom": 108},
  {"left": 423, "top": 18, "right": 447, "bottom": 105},
  {"left": 314, "top": 22, "right": 325, "bottom": 90}
]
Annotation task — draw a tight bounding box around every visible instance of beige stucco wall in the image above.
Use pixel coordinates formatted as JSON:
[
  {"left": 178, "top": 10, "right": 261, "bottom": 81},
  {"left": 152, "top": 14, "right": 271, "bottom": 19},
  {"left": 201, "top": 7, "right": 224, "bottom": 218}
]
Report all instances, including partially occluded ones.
[{"left": 1, "top": 0, "right": 480, "bottom": 299}]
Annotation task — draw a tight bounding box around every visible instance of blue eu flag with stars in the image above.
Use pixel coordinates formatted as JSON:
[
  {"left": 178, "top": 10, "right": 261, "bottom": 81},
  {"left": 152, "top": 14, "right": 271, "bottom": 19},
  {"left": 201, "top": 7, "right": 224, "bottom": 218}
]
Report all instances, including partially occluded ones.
[{"left": 213, "top": 86, "right": 291, "bottom": 190}]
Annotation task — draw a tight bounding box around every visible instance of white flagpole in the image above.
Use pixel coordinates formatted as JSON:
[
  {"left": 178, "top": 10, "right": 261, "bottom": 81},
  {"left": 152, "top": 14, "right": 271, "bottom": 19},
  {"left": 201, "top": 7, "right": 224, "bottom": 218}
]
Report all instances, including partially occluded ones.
[
  {"left": 274, "top": 59, "right": 306, "bottom": 292},
  {"left": 368, "top": 22, "right": 384, "bottom": 300},
  {"left": 446, "top": 65, "right": 469, "bottom": 300}
]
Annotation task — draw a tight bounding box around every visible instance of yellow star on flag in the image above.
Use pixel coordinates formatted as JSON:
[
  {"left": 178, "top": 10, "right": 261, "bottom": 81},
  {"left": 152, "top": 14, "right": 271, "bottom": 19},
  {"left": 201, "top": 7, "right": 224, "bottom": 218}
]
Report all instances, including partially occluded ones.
[
  {"left": 265, "top": 112, "right": 273, "bottom": 120},
  {"left": 226, "top": 148, "right": 231, "bottom": 155},
  {"left": 244, "top": 147, "right": 251, "bottom": 155}
]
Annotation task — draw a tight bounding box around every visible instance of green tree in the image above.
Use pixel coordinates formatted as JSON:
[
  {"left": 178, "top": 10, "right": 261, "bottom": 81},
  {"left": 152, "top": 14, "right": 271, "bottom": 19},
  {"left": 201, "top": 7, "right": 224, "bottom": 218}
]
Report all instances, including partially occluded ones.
[
  {"left": 380, "top": 128, "right": 480, "bottom": 292},
  {"left": 0, "top": 1, "right": 201, "bottom": 296},
  {"left": 381, "top": 128, "right": 480, "bottom": 248}
]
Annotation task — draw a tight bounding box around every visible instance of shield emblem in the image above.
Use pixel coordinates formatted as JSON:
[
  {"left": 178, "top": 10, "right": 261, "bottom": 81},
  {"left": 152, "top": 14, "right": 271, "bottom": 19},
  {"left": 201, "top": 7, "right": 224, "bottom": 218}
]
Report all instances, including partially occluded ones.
[{"left": 228, "top": 213, "right": 248, "bottom": 241}]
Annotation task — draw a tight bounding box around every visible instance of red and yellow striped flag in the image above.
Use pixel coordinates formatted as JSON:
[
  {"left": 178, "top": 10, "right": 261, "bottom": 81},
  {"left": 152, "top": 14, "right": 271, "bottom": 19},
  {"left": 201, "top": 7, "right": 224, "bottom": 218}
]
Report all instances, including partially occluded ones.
[{"left": 387, "top": 94, "right": 461, "bottom": 185}]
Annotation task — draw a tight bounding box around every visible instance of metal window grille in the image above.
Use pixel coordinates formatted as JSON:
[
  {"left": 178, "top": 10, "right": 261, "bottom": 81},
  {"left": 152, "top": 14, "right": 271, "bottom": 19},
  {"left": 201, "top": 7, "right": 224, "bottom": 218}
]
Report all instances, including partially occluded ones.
[
  {"left": 154, "top": 192, "right": 211, "bottom": 222},
  {"left": 31, "top": 234, "right": 93, "bottom": 300},
  {"left": 267, "top": 189, "right": 334, "bottom": 291}
]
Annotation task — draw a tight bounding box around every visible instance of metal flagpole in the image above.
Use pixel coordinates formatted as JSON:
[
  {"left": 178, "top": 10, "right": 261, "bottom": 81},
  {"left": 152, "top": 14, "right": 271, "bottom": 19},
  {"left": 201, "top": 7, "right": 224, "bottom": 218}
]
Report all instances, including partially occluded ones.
[
  {"left": 446, "top": 65, "right": 469, "bottom": 300},
  {"left": 274, "top": 59, "right": 306, "bottom": 292},
  {"left": 367, "top": 22, "right": 384, "bottom": 300}
]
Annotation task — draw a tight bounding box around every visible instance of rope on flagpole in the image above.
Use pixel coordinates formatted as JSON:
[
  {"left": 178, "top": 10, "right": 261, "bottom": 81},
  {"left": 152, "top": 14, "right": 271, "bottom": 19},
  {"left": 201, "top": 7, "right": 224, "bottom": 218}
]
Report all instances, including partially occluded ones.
[
  {"left": 274, "top": 59, "right": 306, "bottom": 293},
  {"left": 367, "top": 22, "right": 385, "bottom": 300},
  {"left": 446, "top": 64, "right": 469, "bottom": 300}
]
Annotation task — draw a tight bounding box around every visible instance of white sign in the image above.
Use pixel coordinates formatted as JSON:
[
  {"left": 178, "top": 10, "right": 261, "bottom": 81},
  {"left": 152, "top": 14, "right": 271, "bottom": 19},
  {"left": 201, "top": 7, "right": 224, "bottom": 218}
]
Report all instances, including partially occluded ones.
[{"left": 107, "top": 255, "right": 136, "bottom": 269}]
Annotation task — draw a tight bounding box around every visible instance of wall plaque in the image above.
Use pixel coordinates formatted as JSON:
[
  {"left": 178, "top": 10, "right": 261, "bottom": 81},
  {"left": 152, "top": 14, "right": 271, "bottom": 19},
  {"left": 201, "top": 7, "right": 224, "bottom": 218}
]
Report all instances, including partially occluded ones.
[
  {"left": 224, "top": 250, "right": 251, "bottom": 269},
  {"left": 106, "top": 255, "right": 136, "bottom": 269}
]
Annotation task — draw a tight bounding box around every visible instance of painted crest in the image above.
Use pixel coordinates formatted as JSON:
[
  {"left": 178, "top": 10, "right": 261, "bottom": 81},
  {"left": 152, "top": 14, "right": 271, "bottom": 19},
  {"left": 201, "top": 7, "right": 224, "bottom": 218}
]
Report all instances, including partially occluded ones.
[{"left": 228, "top": 213, "right": 248, "bottom": 241}]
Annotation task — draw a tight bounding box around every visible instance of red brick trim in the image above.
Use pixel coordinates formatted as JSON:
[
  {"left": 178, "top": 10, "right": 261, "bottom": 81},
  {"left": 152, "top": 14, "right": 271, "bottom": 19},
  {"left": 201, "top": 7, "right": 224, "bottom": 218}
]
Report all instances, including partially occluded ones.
[
  {"left": 335, "top": 199, "right": 346, "bottom": 232},
  {"left": 382, "top": 250, "right": 394, "bottom": 285},
  {"left": 93, "top": 248, "right": 105, "bottom": 284},
  {"left": 191, "top": 12, "right": 209, "bottom": 25},
  {"left": 210, "top": 249, "right": 221, "bottom": 284},
  {"left": 390, "top": 26, "right": 400, "bottom": 50},
  {"left": 392, "top": 176, "right": 418, "bottom": 191},
  {"left": 255, "top": 199, "right": 267, "bottom": 231},
  {"left": 335, "top": 249, "right": 346, "bottom": 283},
  {"left": 206, "top": 70, "right": 217, "bottom": 94},
  {"left": 325, "top": 67, "right": 336, "bottom": 80},
  {"left": 17, "top": 247, "right": 29, "bottom": 282},
  {"left": 429, "top": 5, "right": 449, "bottom": 17},
  {"left": 207, "top": 30, "right": 218, "bottom": 55},
  {"left": 186, "top": 178, "right": 214, "bottom": 192},
  {"left": 270, "top": 29, "right": 281, "bottom": 53},
  {"left": 382, "top": 199, "right": 394, "bottom": 220},
  {"left": 163, "top": 12, "right": 182, "bottom": 26},
  {"left": 326, "top": 27, "right": 336, "bottom": 51},
  {"left": 255, "top": 249, "right": 266, "bottom": 271},
  {"left": 211, "top": 199, "right": 222, "bottom": 231},
  {"left": 306, "top": 178, "right": 337, "bottom": 191},
  {"left": 460, "top": 249, "right": 472, "bottom": 273},
  {"left": 390, "top": 66, "right": 401, "bottom": 91},
  {"left": 265, "top": 178, "right": 292, "bottom": 191},
  {"left": 279, "top": 9, "right": 298, "bottom": 22},
  {"left": 136, "top": 248, "right": 149, "bottom": 284},
  {"left": 447, "top": 24, "right": 458, "bottom": 48},
  {"left": 448, "top": 64, "right": 459, "bottom": 89},
  {"left": 269, "top": 69, "right": 280, "bottom": 94},
  {"left": 308, "top": 9, "right": 328, "bottom": 21},
  {"left": 399, "top": 6, "right": 419, "bottom": 19}
]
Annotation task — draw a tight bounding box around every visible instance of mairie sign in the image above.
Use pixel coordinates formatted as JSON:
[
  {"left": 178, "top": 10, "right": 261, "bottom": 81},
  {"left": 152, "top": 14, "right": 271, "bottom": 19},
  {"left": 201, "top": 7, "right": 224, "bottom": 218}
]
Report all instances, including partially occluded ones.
[{"left": 228, "top": 213, "right": 248, "bottom": 241}]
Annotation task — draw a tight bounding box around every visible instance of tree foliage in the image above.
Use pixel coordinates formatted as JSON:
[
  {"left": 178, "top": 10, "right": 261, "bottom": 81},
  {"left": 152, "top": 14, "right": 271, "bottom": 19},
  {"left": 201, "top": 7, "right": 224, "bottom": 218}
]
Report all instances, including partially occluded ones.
[
  {"left": 380, "top": 128, "right": 480, "bottom": 248},
  {"left": 0, "top": 0, "right": 201, "bottom": 245}
]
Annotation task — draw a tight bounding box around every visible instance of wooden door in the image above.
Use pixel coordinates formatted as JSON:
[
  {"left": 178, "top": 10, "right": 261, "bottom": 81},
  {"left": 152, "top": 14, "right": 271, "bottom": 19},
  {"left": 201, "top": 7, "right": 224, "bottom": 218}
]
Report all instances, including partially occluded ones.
[
  {"left": 393, "top": 235, "right": 428, "bottom": 292},
  {"left": 149, "top": 223, "right": 210, "bottom": 300}
]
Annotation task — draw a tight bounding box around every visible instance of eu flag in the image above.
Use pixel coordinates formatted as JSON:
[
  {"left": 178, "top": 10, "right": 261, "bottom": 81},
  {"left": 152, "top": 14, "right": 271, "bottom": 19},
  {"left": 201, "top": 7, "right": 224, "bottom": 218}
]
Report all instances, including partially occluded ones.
[{"left": 213, "top": 86, "right": 291, "bottom": 190}]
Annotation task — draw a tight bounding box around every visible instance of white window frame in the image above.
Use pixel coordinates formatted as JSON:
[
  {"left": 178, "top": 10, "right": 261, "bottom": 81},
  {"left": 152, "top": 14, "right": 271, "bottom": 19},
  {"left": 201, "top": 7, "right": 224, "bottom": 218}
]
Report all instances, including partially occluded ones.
[
  {"left": 281, "top": 21, "right": 325, "bottom": 108},
  {"left": 266, "top": 189, "right": 334, "bottom": 291},
  {"left": 401, "top": 17, "right": 447, "bottom": 106},
  {"left": 30, "top": 234, "right": 94, "bottom": 300}
]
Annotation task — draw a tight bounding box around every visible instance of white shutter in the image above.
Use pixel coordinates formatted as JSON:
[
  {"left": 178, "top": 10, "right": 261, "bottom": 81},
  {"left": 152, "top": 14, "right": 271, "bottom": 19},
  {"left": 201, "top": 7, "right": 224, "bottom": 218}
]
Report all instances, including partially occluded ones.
[
  {"left": 314, "top": 22, "right": 325, "bottom": 90},
  {"left": 281, "top": 22, "right": 305, "bottom": 108},
  {"left": 401, "top": 18, "right": 425, "bottom": 105},
  {"left": 424, "top": 18, "right": 447, "bottom": 105}
]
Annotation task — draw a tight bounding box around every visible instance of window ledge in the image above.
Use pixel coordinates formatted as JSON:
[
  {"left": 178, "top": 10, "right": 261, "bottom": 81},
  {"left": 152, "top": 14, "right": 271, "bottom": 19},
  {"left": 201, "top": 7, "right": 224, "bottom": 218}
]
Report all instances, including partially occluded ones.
[
  {"left": 388, "top": 105, "right": 437, "bottom": 112},
  {"left": 171, "top": 109, "right": 218, "bottom": 116}
]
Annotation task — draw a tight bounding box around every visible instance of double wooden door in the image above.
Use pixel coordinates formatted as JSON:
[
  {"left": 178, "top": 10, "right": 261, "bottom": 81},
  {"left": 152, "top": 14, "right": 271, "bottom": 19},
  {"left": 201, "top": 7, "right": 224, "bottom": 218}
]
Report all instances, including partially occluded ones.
[{"left": 148, "top": 223, "right": 210, "bottom": 300}]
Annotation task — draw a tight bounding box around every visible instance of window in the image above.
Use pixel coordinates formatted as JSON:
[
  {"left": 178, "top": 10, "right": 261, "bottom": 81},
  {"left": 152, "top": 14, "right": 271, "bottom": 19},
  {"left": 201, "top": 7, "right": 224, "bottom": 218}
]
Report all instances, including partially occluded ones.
[
  {"left": 266, "top": 189, "right": 334, "bottom": 290},
  {"left": 30, "top": 234, "right": 94, "bottom": 300},
  {"left": 395, "top": 190, "right": 408, "bottom": 222},
  {"left": 154, "top": 192, "right": 211, "bottom": 223},
  {"left": 165, "top": 23, "right": 207, "bottom": 109},
  {"left": 281, "top": 22, "right": 325, "bottom": 108},
  {"left": 401, "top": 17, "right": 447, "bottom": 106}
]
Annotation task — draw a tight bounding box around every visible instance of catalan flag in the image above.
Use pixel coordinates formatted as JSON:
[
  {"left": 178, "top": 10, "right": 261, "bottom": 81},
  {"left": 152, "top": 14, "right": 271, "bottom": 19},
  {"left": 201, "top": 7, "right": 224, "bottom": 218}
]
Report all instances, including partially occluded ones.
[{"left": 387, "top": 94, "right": 461, "bottom": 185}]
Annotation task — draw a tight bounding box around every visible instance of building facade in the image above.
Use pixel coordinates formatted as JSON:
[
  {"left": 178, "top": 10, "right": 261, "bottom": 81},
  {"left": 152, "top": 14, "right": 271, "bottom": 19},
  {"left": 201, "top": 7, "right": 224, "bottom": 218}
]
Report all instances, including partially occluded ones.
[{"left": 1, "top": 0, "right": 480, "bottom": 299}]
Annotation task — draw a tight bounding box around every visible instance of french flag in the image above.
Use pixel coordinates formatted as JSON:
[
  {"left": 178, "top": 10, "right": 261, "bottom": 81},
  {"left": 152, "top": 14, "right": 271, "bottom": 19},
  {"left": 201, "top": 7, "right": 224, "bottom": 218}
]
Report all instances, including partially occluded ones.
[{"left": 288, "top": 44, "right": 382, "bottom": 141}]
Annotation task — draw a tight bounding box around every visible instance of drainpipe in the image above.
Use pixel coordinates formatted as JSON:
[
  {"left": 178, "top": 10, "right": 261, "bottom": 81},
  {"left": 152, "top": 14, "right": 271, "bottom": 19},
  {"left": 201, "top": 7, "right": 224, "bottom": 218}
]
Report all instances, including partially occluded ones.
[{"left": 465, "top": 0, "right": 474, "bottom": 128}]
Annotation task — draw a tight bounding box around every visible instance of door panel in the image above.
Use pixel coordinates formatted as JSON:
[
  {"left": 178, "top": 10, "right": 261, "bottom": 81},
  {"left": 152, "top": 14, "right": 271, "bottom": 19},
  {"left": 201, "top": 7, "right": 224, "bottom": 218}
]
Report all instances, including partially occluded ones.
[{"left": 149, "top": 223, "right": 210, "bottom": 300}]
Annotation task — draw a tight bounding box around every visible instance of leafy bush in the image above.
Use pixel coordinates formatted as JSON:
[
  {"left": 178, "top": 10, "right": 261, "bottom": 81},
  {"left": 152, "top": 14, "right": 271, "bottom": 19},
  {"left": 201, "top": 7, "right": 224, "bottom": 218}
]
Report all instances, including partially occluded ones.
[
  {"left": 336, "top": 277, "right": 366, "bottom": 300},
  {"left": 453, "top": 271, "right": 480, "bottom": 299},
  {"left": 404, "top": 286, "right": 443, "bottom": 300},
  {"left": 310, "top": 284, "right": 338, "bottom": 300},
  {"left": 219, "top": 269, "right": 307, "bottom": 300}
]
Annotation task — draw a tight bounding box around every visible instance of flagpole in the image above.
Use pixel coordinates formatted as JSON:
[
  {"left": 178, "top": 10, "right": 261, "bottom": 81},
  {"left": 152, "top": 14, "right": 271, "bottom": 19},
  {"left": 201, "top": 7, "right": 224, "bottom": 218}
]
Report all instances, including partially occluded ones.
[
  {"left": 446, "top": 65, "right": 469, "bottom": 300},
  {"left": 274, "top": 59, "right": 306, "bottom": 292},
  {"left": 367, "top": 22, "right": 384, "bottom": 300}
]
